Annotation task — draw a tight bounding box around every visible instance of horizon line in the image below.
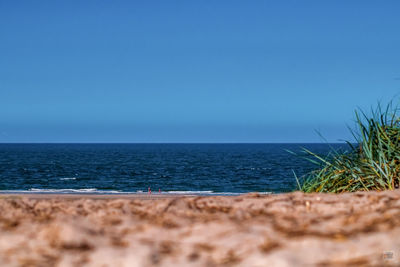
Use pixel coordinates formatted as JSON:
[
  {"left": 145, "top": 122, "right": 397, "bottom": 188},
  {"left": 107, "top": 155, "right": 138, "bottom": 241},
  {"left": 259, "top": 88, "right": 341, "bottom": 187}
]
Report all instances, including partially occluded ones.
[{"left": 0, "top": 141, "right": 349, "bottom": 144}]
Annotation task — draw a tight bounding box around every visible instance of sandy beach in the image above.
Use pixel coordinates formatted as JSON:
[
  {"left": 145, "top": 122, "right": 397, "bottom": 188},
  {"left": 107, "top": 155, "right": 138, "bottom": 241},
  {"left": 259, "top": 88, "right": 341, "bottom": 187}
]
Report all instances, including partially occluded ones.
[{"left": 0, "top": 191, "right": 400, "bottom": 267}]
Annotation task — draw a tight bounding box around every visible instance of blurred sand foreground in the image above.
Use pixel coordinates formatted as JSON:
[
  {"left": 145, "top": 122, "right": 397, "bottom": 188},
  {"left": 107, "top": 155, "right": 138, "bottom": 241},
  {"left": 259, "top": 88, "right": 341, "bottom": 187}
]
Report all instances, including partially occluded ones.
[{"left": 0, "top": 191, "right": 400, "bottom": 267}]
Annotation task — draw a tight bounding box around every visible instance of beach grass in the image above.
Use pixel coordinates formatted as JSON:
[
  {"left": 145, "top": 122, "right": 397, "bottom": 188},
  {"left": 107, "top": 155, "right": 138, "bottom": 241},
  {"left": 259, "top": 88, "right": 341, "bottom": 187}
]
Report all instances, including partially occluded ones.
[{"left": 297, "top": 100, "right": 400, "bottom": 193}]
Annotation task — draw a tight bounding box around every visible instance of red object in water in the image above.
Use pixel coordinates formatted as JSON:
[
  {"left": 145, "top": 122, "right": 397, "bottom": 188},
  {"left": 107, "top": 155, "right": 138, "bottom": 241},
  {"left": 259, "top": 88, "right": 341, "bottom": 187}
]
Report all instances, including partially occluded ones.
[
  {"left": 159, "top": 189, "right": 161, "bottom": 193},
  {"left": 148, "top": 187, "right": 151, "bottom": 194}
]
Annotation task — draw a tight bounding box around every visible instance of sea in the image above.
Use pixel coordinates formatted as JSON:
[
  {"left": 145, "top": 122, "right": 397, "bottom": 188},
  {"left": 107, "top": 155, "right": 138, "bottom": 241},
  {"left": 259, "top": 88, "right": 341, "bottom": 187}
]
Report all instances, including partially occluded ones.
[{"left": 0, "top": 143, "right": 347, "bottom": 195}]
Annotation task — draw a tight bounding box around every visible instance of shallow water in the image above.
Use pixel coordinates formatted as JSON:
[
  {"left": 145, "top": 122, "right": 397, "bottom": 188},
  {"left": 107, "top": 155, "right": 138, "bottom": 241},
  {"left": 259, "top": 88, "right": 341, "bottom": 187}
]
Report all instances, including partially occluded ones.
[{"left": 0, "top": 143, "right": 347, "bottom": 194}]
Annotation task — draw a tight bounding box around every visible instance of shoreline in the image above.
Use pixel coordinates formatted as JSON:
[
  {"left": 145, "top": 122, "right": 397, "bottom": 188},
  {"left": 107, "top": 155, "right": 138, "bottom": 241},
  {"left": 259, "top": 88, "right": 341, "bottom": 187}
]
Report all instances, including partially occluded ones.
[
  {"left": 0, "top": 191, "right": 272, "bottom": 199},
  {"left": 0, "top": 193, "right": 204, "bottom": 200},
  {"left": 1, "top": 190, "right": 399, "bottom": 266}
]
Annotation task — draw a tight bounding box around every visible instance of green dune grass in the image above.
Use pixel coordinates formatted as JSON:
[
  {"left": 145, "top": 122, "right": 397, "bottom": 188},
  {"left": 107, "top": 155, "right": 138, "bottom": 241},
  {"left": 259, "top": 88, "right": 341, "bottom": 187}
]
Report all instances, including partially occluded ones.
[{"left": 297, "top": 101, "right": 400, "bottom": 193}]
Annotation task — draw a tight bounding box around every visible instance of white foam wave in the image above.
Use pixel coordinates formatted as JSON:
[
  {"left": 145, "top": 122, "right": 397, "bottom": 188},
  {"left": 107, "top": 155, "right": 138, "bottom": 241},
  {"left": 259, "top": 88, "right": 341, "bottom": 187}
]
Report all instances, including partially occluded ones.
[
  {"left": 59, "top": 177, "right": 77, "bottom": 181},
  {"left": 165, "top": 190, "right": 214, "bottom": 194},
  {"left": 0, "top": 188, "right": 124, "bottom": 194},
  {"left": 30, "top": 188, "right": 99, "bottom": 193},
  {"left": 0, "top": 189, "right": 272, "bottom": 196}
]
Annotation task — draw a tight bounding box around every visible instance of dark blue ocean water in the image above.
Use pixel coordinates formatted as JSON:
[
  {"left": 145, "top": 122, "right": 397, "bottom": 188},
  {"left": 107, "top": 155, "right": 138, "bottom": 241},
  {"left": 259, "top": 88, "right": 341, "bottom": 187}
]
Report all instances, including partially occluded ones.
[{"left": 0, "top": 144, "right": 347, "bottom": 194}]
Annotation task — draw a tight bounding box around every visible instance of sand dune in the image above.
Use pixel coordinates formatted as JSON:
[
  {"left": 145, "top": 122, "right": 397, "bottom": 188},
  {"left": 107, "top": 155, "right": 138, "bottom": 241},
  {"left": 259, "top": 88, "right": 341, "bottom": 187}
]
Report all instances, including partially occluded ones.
[{"left": 0, "top": 191, "right": 400, "bottom": 266}]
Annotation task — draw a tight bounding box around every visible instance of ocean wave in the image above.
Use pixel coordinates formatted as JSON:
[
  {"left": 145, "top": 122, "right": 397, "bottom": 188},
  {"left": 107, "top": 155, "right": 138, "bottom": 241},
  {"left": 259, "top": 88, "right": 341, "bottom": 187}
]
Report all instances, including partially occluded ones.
[
  {"left": 0, "top": 189, "right": 272, "bottom": 195},
  {"left": 0, "top": 188, "right": 123, "bottom": 194},
  {"left": 30, "top": 188, "right": 101, "bottom": 193},
  {"left": 165, "top": 190, "right": 214, "bottom": 194},
  {"left": 59, "top": 177, "right": 77, "bottom": 181}
]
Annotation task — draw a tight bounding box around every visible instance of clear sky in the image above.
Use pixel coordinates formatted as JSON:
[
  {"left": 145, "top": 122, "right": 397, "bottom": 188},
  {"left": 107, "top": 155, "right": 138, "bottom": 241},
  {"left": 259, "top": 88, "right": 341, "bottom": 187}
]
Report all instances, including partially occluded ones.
[{"left": 0, "top": 1, "right": 399, "bottom": 143}]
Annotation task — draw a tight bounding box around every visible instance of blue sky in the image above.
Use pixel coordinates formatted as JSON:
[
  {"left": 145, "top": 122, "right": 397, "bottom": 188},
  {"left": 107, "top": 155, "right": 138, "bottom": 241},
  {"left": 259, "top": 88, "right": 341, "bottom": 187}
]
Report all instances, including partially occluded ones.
[{"left": 0, "top": 1, "right": 399, "bottom": 142}]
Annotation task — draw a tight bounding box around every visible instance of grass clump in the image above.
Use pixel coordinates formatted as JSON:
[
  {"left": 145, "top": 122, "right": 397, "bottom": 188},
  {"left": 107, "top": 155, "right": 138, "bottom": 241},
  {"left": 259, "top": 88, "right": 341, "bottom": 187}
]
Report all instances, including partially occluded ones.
[{"left": 299, "top": 101, "right": 400, "bottom": 193}]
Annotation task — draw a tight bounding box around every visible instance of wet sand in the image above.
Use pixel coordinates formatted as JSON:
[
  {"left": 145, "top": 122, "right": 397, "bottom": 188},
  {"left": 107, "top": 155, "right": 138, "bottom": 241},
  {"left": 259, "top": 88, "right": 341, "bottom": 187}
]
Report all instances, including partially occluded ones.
[
  {"left": 0, "top": 193, "right": 191, "bottom": 200},
  {"left": 1, "top": 190, "right": 400, "bottom": 266}
]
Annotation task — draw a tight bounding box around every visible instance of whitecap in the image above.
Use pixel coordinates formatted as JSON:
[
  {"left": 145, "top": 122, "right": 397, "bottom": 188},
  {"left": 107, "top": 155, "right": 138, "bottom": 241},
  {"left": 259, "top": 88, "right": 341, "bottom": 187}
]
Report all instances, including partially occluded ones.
[{"left": 59, "top": 177, "right": 77, "bottom": 181}]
